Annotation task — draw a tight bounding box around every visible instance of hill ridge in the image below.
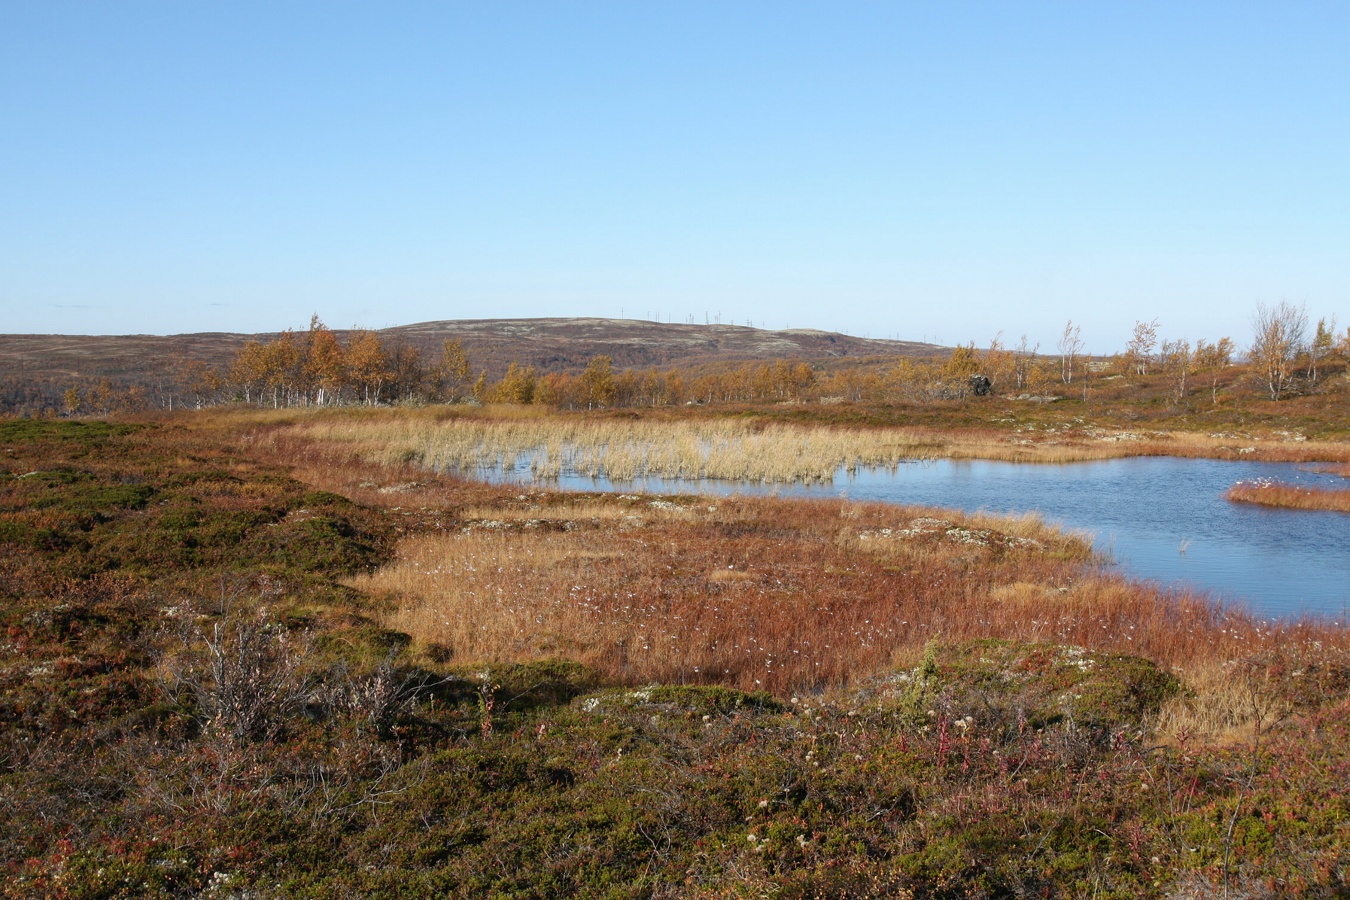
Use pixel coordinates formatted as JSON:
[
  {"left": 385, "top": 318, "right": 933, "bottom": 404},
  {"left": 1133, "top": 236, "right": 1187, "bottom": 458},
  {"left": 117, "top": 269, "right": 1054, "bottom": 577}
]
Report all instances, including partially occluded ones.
[{"left": 1, "top": 317, "right": 941, "bottom": 385}]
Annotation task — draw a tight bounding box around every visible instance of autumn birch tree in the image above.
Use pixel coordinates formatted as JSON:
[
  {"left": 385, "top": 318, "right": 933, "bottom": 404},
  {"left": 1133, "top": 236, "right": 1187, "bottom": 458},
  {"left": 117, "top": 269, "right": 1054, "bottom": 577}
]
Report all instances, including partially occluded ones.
[
  {"left": 1159, "top": 338, "right": 1191, "bottom": 405},
  {"left": 981, "top": 334, "right": 1013, "bottom": 392},
  {"left": 1012, "top": 334, "right": 1038, "bottom": 391},
  {"left": 387, "top": 340, "right": 425, "bottom": 403},
  {"left": 491, "top": 362, "right": 537, "bottom": 404},
  {"left": 1124, "top": 319, "right": 1159, "bottom": 376},
  {"left": 1307, "top": 316, "right": 1337, "bottom": 384},
  {"left": 345, "top": 330, "right": 391, "bottom": 405},
  {"left": 305, "top": 320, "right": 346, "bottom": 405},
  {"left": 437, "top": 339, "right": 472, "bottom": 401},
  {"left": 1250, "top": 301, "right": 1307, "bottom": 400},
  {"left": 261, "top": 332, "right": 303, "bottom": 407},
  {"left": 577, "top": 355, "right": 617, "bottom": 408},
  {"left": 231, "top": 340, "right": 269, "bottom": 404},
  {"left": 1194, "top": 337, "right": 1234, "bottom": 406},
  {"left": 1057, "top": 320, "right": 1083, "bottom": 384}
]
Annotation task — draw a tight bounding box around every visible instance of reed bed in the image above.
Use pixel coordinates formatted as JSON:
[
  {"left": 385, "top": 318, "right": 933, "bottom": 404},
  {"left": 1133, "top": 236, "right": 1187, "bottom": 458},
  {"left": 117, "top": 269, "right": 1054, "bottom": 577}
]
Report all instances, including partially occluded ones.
[
  {"left": 1225, "top": 479, "right": 1350, "bottom": 513},
  {"left": 271, "top": 408, "right": 1350, "bottom": 488},
  {"left": 295, "top": 416, "right": 938, "bottom": 483}
]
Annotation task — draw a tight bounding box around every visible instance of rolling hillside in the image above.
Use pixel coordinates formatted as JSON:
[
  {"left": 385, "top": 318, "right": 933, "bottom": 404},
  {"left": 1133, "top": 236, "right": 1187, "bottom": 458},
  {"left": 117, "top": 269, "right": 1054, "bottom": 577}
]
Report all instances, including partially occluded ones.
[{"left": 0, "top": 317, "right": 938, "bottom": 387}]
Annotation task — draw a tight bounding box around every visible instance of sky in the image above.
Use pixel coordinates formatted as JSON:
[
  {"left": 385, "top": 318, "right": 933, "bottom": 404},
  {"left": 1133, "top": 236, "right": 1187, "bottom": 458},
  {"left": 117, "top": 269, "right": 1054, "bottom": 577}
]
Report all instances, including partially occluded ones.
[{"left": 2, "top": 2, "right": 1348, "bottom": 352}]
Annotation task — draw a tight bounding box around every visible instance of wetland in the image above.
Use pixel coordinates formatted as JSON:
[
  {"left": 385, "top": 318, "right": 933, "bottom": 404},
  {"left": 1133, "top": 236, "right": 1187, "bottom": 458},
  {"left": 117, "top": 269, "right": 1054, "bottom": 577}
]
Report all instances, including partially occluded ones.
[{"left": 475, "top": 454, "right": 1350, "bottom": 620}]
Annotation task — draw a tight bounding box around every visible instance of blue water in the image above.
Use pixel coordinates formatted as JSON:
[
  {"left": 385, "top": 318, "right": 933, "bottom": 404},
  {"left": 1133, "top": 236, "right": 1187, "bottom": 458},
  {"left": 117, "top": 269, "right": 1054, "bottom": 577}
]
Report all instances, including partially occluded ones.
[{"left": 475, "top": 457, "right": 1350, "bottom": 621}]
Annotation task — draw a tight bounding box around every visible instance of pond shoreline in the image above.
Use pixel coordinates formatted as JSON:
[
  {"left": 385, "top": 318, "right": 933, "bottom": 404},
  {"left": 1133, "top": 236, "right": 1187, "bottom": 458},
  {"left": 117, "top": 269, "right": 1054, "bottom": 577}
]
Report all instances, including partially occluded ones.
[{"left": 460, "top": 454, "right": 1350, "bottom": 622}]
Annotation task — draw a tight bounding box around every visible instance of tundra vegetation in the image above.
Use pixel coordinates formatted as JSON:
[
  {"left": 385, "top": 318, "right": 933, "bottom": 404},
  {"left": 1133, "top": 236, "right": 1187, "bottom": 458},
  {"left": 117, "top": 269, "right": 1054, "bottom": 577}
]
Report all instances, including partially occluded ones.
[
  {"left": 2, "top": 412, "right": 1349, "bottom": 898},
  {"left": 3, "top": 305, "right": 1349, "bottom": 895}
]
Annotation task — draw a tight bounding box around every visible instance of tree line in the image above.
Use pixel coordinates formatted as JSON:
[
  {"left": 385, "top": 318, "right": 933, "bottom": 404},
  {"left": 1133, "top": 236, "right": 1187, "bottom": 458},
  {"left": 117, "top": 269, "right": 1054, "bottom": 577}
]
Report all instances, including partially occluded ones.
[
  {"left": 22, "top": 303, "right": 1350, "bottom": 418},
  {"left": 205, "top": 316, "right": 474, "bottom": 409}
]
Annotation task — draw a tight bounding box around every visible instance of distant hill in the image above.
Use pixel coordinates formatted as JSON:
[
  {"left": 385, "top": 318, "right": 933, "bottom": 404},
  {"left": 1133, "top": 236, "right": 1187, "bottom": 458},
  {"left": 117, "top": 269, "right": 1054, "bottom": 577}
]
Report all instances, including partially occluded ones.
[
  {"left": 386, "top": 318, "right": 937, "bottom": 377},
  {"left": 0, "top": 318, "right": 940, "bottom": 386}
]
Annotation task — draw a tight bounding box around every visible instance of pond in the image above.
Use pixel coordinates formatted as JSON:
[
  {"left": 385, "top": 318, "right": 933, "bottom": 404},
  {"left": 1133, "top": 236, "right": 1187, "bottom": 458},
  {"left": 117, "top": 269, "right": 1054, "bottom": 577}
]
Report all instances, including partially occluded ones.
[{"left": 471, "top": 455, "right": 1350, "bottom": 621}]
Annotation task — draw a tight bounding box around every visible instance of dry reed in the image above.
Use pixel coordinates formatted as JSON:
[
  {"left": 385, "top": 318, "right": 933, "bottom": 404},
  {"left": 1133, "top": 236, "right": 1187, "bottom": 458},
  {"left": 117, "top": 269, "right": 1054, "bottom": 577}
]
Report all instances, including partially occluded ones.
[
  {"left": 294, "top": 416, "right": 937, "bottom": 483},
  {"left": 269, "top": 407, "right": 1350, "bottom": 488},
  {"left": 1225, "top": 480, "right": 1350, "bottom": 513}
]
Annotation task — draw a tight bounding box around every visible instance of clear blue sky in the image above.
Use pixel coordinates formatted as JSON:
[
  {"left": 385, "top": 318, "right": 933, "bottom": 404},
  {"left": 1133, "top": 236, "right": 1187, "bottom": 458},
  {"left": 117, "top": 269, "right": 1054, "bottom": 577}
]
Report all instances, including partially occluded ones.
[{"left": 3, "top": 2, "right": 1347, "bottom": 352}]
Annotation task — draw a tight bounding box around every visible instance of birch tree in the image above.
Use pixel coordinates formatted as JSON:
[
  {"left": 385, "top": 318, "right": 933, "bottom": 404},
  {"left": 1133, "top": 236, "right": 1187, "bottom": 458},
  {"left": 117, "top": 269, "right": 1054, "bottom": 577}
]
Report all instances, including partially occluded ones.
[
  {"left": 1012, "top": 334, "right": 1038, "bottom": 390},
  {"left": 1057, "top": 321, "right": 1083, "bottom": 384},
  {"left": 1194, "top": 337, "right": 1234, "bottom": 406},
  {"left": 1124, "top": 319, "right": 1160, "bottom": 376},
  {"left": 1307, "top": 316, "right": 1337, "bottom": 384},
  {"left": 437, "top": 339, "right": 473, "bottom": 401},
  {"left": 1159, "top": 338, "right": 1192, "bottom": 405},
  {"left": 305, "top": 322, "right": 346, "bottom": 406},
  {"left": 1250, "top": 301, "right": 1307, "bottom": 401},
  {"left": 345, "top": 330, "right": 391, "bottom": 405}
]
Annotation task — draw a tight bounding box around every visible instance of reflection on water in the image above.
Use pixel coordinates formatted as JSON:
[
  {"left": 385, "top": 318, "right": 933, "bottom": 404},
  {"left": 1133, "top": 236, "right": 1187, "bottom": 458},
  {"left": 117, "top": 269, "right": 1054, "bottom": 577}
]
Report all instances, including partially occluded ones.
[{"left": 457, "top": 454, "right": 1350, "bottom": 620}]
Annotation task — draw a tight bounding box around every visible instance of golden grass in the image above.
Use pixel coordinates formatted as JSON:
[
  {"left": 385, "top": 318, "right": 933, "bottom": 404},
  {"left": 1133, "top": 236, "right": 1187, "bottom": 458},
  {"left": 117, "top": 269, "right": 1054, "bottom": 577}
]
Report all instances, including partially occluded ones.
[
  {"left": 296, "top": 415, "right": 938, "bottom": 483},
  {"left": 1225, "top": 480, "right": 1350, "bottom": 513},
  {"left": 1154, "top": 660, "right": 1279, "bottom": 746},
  {"left": 258, "top": 407, "right": 1350, "bottom": 489}
]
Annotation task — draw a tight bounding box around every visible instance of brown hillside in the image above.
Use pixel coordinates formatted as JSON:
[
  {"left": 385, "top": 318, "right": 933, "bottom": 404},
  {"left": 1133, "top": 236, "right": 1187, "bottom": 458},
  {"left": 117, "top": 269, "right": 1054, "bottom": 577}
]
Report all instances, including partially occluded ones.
[{"left": 0, "top": 317, "right": 939, "bottom": 385}]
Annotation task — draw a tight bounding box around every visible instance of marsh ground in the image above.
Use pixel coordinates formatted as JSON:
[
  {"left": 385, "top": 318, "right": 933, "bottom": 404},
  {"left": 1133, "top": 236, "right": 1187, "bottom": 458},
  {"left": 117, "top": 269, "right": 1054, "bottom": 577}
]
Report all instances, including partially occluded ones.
[{"left": 2, "top": 409, "right": 1348, "bottom": 897}]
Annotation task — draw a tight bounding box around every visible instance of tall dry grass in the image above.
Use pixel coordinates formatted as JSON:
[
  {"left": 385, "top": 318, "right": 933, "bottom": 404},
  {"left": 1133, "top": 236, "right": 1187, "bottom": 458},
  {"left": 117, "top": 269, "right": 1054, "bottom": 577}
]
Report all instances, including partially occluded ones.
[
  {"left": 348, "top": 497, "right": 1087, "bottom": 693},
  {"left": 292, "top": 415, "right": 940, "bottom": 483},
  {"left": 345, "top": 492, "right": 1350, "bottom": 741},
  {"left": 266, "top": 407, "right": 1350, "bottom": 489},
  {"left": 1225, "top": 480, "right": 1350, "bottom": 513}
]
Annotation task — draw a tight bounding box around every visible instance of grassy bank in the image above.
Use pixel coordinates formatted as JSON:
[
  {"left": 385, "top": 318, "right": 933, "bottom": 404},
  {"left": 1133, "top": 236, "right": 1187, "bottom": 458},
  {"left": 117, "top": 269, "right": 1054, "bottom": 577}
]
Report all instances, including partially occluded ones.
[
  {"left": 3, "top": 410, "right": 1349, "bottom": 897},
  {"left": 1226, "top": 480, "right": 1350, "bottom": 513}
]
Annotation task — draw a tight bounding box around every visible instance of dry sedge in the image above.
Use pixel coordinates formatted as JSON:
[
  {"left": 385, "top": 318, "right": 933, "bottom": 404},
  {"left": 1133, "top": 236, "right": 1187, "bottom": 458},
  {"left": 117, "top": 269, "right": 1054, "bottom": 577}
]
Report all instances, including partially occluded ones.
[
  {"left": 291, "top": 415, "right": 939, "bottom": 482},
  {"left": 342, "top": 490, "right": 1350, "bottom": 744},
  {"left": 272, "top": 407, "right": 1350, "bottom": 488},
  {"left": 1225, "top": 480, "right": 1350, "bottom": 513}
]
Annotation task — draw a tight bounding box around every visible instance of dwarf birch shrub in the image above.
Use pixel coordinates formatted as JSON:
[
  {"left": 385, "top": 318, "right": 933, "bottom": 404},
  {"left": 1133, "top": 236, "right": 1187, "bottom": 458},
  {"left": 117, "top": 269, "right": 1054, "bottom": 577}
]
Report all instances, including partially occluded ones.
[{"left": 162, "top": 605, "right": 315, "bottom": 744}]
